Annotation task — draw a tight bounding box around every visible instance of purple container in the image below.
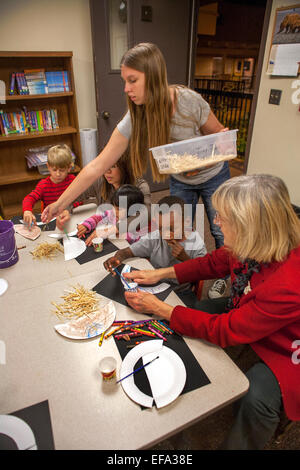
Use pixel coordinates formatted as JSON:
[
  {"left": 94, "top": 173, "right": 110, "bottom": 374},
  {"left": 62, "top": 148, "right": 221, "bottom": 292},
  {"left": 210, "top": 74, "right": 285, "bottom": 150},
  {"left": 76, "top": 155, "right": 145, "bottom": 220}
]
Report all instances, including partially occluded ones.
[{"left": 0, "top": 220, "right": 19, "bottom": 269}]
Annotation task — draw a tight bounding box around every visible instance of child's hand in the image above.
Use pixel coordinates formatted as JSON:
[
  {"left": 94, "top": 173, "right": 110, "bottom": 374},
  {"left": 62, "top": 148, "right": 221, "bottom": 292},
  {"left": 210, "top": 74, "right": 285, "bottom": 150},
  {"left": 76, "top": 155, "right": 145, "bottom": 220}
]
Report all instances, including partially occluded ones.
[
  {"left": 23, "top": 211, "right": 36, "bottom": 230},
  {"left": 167, "top": 240, "right": 190, "bottom": 261},
  {"left": 103, "top": 255, "right": 121, "bottom": 274},
  {"left": 56, "top": 210, "right": 70, "bottom": 230},
  {"left": 84, "top": 230, "right": 97, "bottom": 246},
  {"left": 77, "top": 224, "right": 88, "bottom": 239}
]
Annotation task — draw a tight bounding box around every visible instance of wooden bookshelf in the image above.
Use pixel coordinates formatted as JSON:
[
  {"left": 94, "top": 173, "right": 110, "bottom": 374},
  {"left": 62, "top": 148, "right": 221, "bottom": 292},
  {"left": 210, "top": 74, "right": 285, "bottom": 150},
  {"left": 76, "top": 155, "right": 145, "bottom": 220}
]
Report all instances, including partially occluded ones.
[{"left": 0, "top": 51, "right": 82, "bottom": 218}]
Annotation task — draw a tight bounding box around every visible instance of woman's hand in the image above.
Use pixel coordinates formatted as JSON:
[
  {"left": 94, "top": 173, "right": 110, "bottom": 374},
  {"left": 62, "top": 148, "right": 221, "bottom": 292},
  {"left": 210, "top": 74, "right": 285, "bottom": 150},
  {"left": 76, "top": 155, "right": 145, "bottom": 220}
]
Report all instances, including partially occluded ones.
[
  {"left": 56, "top": 210, "right": 70, "bottom": 230},
  {"left": 124, "top": 290, "right": 173, "bottom": 320},
  {"left": 123, "top": 269, "right": 162, "bottom": 285},
  {"left": 41, "top": 201, "right": 62, "bottom": 223},
  {"left": 23, "top": 211, "right": 36, "bottom": 230},
  {"left": 124, "top": 266, "right": 176, "bottom": 285}
]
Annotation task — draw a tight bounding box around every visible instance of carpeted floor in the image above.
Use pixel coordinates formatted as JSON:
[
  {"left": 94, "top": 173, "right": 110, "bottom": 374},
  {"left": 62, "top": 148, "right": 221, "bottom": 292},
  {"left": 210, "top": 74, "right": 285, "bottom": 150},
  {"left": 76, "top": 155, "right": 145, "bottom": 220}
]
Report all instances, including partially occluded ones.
[{"left": 146, "top": 164, "right": 300, "bottom": 451}]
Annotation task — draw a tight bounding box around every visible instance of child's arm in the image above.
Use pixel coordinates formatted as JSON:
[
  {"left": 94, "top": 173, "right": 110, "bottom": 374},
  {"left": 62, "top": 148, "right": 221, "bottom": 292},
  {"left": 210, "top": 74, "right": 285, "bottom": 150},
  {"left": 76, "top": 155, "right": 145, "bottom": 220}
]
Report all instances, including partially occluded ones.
[
  {"left": 80, "top": 212, "right": 108, "bottom": 233},
  {"left": 103, "top": 247, "right": 134, "bottom": 274},
  {"left": 22, "top": 179, "right": 46, "bottom": 213}
]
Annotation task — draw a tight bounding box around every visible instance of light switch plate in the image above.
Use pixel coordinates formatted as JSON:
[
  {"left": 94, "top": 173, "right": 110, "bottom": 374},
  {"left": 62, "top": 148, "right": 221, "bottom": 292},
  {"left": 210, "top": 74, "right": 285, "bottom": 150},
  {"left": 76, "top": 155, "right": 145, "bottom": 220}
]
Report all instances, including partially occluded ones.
[
  {"left": 141, "top": 5, "right": 152, "bottom": 22},
  {"left": 269, "top": 89, "right": 282, "bottom": 105}
]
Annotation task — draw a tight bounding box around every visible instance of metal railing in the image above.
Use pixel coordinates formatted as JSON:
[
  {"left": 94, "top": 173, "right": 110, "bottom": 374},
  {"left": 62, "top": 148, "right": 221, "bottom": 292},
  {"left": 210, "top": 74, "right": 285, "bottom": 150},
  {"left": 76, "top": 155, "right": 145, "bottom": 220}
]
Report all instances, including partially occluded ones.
[{"left": 194, "top": 81, "right": 253, "bottom": 158}]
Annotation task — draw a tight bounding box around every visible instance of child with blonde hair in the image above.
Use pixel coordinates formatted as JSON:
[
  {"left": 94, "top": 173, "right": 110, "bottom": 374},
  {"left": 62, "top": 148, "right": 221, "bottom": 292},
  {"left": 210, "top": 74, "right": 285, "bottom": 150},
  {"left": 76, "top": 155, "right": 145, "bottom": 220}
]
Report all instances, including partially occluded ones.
[{"left": 23, "top": 144, "right": 75, "bottom": 227}]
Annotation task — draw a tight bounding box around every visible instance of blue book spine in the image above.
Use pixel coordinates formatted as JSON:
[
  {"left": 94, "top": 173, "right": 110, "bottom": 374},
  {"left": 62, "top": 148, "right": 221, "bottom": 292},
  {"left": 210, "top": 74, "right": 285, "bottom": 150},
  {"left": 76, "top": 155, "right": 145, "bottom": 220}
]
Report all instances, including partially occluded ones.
[
  {"left": 3, "top": 112, "right": 13, "bottom": 133},
  {"left": 20, "top": 73, "right": 29, "bottom": 94},
  {"left": 0, "top": 111, "right": 8, "bottom": 135},
  {"left": 9, "top": 73, "right": 15, "bottom": 95},
  {"left": 16, "top": 73, "right": 23, "bottom": 94}
]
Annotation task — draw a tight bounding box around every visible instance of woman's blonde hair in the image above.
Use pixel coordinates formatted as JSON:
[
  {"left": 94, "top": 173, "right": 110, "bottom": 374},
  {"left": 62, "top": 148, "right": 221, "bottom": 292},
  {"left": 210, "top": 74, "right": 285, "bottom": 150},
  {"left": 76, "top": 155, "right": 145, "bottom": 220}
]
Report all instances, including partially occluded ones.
[
  {"left": 47, "top": 144, "right": 73, "bottom": 168},
  {"left": 120, "top": 42, "right": 173, "bottom": 182},
  {"left": 212, "top": 174, "right": 300, "bottom": 263}
]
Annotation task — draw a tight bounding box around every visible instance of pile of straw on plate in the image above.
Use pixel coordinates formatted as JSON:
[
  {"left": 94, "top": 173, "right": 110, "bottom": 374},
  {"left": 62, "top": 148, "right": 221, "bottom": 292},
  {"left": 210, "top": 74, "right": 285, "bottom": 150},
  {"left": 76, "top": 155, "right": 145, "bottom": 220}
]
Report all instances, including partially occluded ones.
[{"left": 52, "top": 284, "right": 101, "bottom": 320}]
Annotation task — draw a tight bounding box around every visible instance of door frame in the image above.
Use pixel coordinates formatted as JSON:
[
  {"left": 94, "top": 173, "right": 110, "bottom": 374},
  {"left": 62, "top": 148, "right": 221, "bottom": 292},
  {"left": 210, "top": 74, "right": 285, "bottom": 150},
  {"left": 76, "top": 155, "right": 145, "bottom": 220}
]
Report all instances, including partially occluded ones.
[{"left": 243, "top": 0, "right": 273, "bottom": 172}]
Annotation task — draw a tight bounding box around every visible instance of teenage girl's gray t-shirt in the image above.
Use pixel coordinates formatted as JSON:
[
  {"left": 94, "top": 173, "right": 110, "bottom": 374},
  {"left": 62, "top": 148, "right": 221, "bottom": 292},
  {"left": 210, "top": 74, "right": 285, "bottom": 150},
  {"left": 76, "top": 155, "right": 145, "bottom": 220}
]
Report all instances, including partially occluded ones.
[{"left": 117, "top": 87, "right": 224, "bottom": 185}]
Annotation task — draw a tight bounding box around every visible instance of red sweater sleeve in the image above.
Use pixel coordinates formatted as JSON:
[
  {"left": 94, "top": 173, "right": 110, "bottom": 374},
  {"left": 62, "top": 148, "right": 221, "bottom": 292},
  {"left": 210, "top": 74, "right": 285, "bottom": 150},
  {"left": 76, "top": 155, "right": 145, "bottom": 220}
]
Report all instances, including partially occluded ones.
[
  {"left": 174, "top": 247, "right": 231, "bottom": 284},
  {"left": 170, "top": 279, "right": 300, "bottom": 348},
  {"left": 22, "top": 174, "right": 76, "bottom": 212},
  {"left": 22, "top": 178, "right": 48, "bottom": 212}
]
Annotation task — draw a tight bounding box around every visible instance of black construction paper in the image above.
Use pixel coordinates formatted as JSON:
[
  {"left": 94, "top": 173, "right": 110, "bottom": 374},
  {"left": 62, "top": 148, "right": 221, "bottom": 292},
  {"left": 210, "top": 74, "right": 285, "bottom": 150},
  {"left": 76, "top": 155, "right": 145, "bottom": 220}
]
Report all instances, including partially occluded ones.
[
  {"left": 0, "top": 400, "right": 55, "bottom": 450},
  {"left": 75, "top": 238, "right": 117, "bottom": 264},
  {"left": 92, "top": 263, "right": 174, "bottom": 307},
  {"left": 115, "top": 327, "right": 211, "bottom": 406}
]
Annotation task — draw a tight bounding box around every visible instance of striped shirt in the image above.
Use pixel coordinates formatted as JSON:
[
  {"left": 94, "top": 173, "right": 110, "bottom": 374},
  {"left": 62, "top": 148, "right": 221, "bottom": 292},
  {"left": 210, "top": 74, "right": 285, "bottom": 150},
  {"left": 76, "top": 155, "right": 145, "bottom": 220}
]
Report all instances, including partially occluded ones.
[{"left": 22, "top": 174, "right": 76, "bottom": 212}]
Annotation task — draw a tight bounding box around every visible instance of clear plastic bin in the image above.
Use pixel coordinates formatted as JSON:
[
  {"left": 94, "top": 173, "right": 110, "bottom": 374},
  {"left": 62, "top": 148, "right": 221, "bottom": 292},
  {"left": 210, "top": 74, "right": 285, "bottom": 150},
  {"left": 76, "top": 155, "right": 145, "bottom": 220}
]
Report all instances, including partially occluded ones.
[{"left": 150, "top": 129, "right": 238, "bottom": 174}]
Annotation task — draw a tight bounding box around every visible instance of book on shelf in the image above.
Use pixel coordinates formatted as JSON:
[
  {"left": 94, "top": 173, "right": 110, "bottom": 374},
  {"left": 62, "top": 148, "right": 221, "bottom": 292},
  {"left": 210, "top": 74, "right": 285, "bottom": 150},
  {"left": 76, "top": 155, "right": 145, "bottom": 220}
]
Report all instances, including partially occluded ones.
[
  {"left": 0, "top": 107, "right": 59, "bottom": 136},
  {"left": 45, "top": 71, "right": 70, "bottom": 93},
  {"left": 25, "top": 144, "right": 76, "bottom": 170},
  {"left": 8, "top": 69, "right": 70, "bottom": 96},
  {"left": 9, "top": 73, "right": 16, "bottom": 95},
  {"left": 24, "top": 68, "right": 48, "bottom": 95}
]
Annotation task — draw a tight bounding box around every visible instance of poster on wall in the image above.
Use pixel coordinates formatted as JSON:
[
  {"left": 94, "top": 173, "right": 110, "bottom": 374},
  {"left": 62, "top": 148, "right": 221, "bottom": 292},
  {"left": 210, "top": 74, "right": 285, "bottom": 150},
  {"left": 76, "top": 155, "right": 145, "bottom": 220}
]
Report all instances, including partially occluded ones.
[{"left": 267, "top": 4, "right": 300, "bottom": 76}]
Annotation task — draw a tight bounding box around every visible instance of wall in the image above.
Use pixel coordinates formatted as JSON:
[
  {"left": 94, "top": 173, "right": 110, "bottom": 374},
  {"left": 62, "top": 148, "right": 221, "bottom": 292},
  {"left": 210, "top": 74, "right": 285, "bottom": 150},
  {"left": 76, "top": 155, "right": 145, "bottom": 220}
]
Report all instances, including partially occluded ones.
[
  {"left": 247, "top": 0, "right": 300, "bottom": 205},
  {"left": 0, "top": 0, "right": 97, "bottom": 130}
]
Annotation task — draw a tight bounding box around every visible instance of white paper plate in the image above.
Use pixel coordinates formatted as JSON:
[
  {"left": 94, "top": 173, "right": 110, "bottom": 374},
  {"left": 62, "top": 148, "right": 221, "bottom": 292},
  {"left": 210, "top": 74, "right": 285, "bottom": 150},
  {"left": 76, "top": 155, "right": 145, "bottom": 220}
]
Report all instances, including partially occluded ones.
[
  {"left": 119, "top": 340, "right": 186, "bottom": 408},
  {"left": 48, "top": 229, "right": 78, "bottom": 240},
  {"left": 63, "top": 236, "right": 86, "bottom": 260},
  {"left": 0, "top": 279, "right": 8, "bottom": 296},
  {"left": 54, "top": 298, "right": 116, "bottom": 340}
]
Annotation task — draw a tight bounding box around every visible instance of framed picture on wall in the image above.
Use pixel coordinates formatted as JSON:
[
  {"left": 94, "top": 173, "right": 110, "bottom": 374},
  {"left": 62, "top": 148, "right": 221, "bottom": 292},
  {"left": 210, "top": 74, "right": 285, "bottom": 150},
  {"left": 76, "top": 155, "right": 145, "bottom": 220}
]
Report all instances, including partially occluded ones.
[
  {"left": 267, "top": 4, "right": 300, "bottom": 76},
  {"left": 271, "top": 4, "right": 300, "bottom": 45}
]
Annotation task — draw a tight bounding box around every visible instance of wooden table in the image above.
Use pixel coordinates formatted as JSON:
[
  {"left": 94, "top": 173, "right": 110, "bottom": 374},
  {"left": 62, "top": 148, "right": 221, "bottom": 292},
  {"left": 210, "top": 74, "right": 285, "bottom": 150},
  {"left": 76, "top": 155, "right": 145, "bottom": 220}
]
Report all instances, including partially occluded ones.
[{"left": 0, "top": 205, "right": 249, "bottom": 450}]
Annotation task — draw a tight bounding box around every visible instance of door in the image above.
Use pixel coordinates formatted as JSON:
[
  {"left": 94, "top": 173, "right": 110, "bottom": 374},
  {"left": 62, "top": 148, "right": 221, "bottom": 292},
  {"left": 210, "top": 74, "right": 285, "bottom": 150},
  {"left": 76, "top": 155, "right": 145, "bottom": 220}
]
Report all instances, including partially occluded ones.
[{"left": 90, "top": 0, "right": 196, "bottom": 191}]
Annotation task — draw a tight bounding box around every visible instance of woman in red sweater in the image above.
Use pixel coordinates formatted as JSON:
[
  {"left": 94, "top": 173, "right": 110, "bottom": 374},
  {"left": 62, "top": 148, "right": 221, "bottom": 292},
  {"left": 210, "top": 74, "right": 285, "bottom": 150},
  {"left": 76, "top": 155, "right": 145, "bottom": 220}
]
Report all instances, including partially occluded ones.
[{"left": 124, "top": 174, "right": 300, "bottom": 450}]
